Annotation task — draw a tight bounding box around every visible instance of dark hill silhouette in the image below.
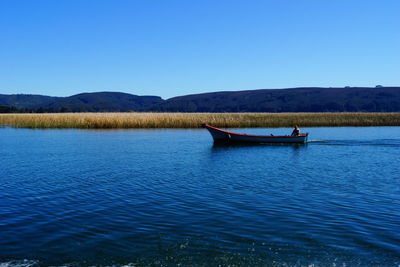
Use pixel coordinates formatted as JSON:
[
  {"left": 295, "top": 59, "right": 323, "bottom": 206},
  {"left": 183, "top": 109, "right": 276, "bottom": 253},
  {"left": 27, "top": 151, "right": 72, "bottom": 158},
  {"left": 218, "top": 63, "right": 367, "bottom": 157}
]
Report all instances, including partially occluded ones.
[
  {"left": 0, "top": 92, "right": 163, "bottom": 112},
  {"left": 152, "top": 87, "right": 400, "bottom": 112},
  {"left": 1, "top": 87, "right": 400, "bottom": 112},
  {"left": 39, "top": 92, "right": 163, "bottom": 112},
  {"left": 0, "top": 94, "right": 59, "bottom": 109}
]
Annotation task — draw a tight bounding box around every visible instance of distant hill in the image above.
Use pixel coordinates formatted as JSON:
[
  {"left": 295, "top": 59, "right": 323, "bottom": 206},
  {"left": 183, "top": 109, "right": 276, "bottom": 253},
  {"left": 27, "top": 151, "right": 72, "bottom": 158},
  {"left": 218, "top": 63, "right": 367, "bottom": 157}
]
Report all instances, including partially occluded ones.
[
  {"left": 152, "top": 87, "right": 400, "bottom": 112},
  {"left": 1, "top": 87, "right": 400, "bottom": 112},
  {"left": 37, "top": 92, "right": 164, "bottom": 112},
  {"left": 0, "top": 92, "right": 163, "bottom": 112},
  {"left": 0, "top": 94, "right": 59, "bottom": 109}
]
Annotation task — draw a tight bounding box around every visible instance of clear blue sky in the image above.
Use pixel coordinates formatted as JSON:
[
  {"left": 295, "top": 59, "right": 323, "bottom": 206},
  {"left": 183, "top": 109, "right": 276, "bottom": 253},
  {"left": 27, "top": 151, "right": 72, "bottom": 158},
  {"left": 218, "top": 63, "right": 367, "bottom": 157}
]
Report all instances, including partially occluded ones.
[{"left": 0, "top": 0, "right": 399, "bottom": 99}]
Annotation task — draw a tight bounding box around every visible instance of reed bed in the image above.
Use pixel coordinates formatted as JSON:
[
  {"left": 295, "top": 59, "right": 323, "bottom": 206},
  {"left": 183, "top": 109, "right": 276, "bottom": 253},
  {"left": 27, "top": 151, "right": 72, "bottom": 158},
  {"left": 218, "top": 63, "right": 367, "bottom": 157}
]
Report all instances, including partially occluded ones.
[{"left": 0, "top": 112, "right": 399, "bottom": 129}]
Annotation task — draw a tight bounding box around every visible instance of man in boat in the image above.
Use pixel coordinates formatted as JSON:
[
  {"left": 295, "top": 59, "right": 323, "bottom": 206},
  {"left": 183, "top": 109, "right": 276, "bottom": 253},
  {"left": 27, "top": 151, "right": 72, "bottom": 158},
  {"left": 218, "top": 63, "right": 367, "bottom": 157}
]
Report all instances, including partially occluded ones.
[{"left": 291, "top": 125, "right": 300, "bottom": 136}]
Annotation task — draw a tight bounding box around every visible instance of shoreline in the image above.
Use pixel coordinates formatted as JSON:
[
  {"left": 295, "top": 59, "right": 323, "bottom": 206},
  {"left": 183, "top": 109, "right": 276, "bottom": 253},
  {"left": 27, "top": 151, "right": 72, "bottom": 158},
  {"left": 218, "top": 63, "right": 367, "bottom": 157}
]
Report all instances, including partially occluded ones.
[{"left": 1, "top": 112, "right": 400, "bottom": 129}]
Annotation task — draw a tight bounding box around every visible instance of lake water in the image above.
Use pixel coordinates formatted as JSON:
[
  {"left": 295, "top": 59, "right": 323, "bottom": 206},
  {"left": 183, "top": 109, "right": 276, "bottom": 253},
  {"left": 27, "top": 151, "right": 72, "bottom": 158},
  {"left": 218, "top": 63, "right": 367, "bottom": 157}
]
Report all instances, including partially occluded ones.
[{"left": 1, "top": 127, "right": 400, "bottom": 267}]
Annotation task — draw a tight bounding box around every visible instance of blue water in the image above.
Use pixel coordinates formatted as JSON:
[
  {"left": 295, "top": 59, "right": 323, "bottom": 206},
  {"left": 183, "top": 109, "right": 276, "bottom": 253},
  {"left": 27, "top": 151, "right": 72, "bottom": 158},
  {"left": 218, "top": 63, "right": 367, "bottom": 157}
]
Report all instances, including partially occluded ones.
[{"left": 1, "top": 127, "right": 400, "bottom": 267}]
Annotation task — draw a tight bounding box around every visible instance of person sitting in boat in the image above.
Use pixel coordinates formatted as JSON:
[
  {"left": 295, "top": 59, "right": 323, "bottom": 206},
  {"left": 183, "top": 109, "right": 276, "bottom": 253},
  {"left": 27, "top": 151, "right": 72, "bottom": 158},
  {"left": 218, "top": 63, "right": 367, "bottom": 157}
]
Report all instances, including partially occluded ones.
[{"left": 291, "top": 125, "right": 300, "bottom": 136}]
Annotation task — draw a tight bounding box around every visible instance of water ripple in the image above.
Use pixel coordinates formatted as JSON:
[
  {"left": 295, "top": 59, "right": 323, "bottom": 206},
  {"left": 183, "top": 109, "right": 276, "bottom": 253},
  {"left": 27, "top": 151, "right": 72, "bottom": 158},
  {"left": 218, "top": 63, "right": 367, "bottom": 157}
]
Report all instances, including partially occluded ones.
[{"left": 1, "top": 127, "right": 400, "bottom": 266}]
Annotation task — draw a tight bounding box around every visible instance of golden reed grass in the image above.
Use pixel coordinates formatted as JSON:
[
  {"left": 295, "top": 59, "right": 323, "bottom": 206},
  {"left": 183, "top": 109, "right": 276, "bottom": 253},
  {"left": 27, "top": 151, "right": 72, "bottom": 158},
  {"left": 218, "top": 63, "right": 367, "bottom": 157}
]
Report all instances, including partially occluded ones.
[{"left": 0, "top": 113, "right": 399, "bottom": 129}]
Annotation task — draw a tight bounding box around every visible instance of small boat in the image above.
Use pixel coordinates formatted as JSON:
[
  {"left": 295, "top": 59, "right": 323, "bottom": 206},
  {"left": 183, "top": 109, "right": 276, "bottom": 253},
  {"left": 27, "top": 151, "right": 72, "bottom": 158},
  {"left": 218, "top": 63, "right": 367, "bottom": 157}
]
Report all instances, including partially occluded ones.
[{"left": 202, "top": 124, "right": 308, "bottom": 144}]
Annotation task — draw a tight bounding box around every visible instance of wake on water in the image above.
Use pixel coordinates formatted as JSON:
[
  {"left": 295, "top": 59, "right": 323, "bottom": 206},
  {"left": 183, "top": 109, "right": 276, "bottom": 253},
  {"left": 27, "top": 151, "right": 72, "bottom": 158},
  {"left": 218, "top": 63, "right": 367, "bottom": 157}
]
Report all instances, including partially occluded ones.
[{"left": 307, "top": 138, "right": 400, "bottom": 147}]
